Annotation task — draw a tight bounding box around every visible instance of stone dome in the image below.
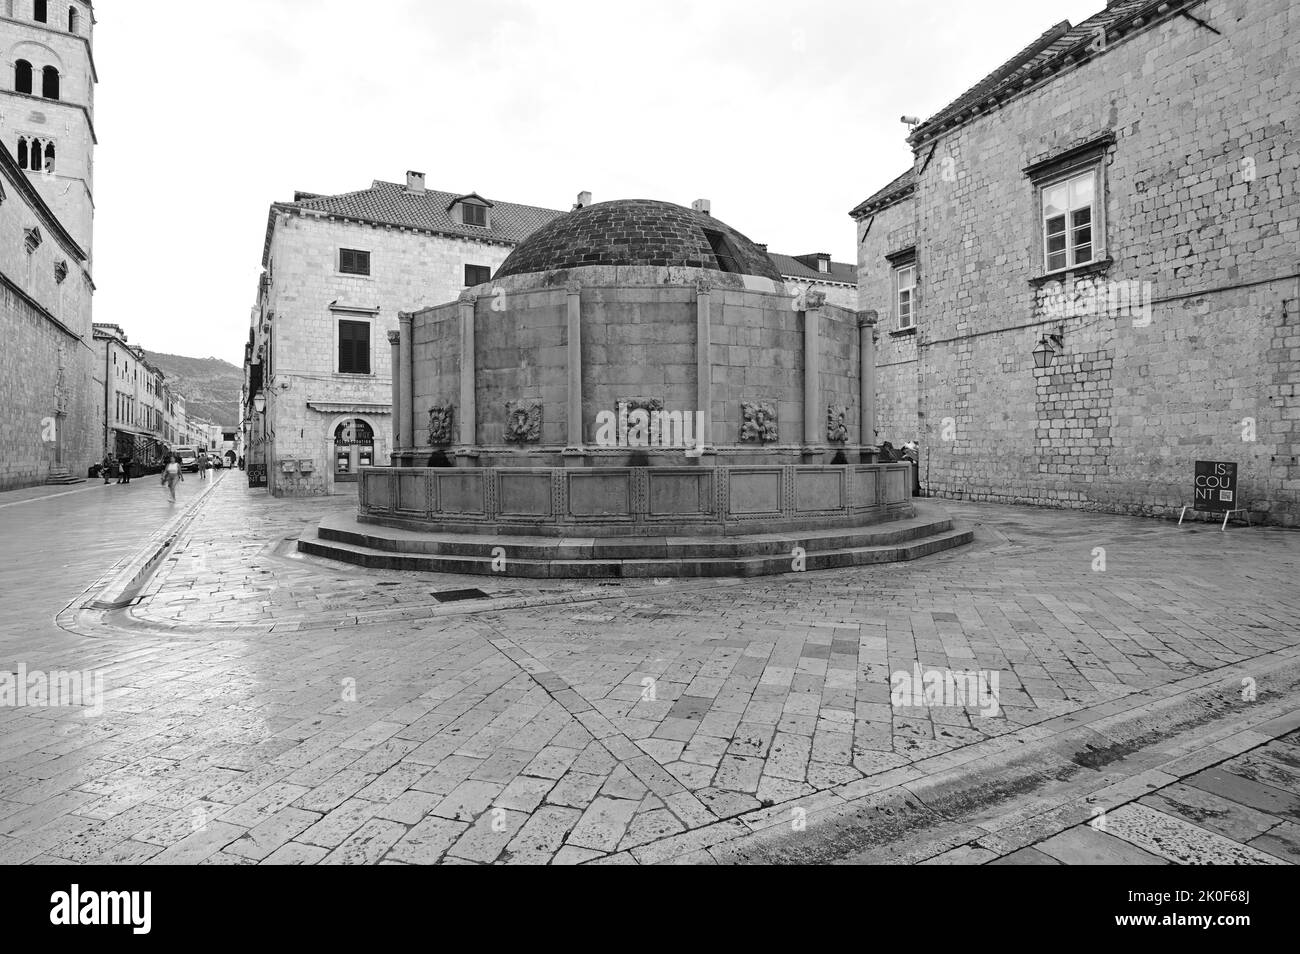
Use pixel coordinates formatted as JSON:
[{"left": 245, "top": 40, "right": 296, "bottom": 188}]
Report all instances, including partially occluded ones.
[{"left": 493, "top": 199, "right": 783, "bottom": 281}]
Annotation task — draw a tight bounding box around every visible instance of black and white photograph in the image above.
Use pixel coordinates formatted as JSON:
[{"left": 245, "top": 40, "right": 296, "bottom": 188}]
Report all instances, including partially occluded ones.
[{"left": 0, "top": 0, "right": 1296, "bottom": 929}]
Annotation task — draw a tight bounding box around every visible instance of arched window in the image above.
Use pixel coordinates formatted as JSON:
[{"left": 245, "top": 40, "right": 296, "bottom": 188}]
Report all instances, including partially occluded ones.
[
  {"left": 16, "top": 138, "right": 28, "bottom": 170},
  {"left": 34, "top": 0, "right": 47, "bottom": 22},
  {"left": 68, "top": 6, "right": 79, "bottom": 33},
  {"left": 15, "top": 59, "right": 32, "bottom": 94},
  {"left": 44, "top": 141, "right": 55, "bottom": 173},
  {"left": 42, "top": 65, "right": 59, "bottom": 100}
]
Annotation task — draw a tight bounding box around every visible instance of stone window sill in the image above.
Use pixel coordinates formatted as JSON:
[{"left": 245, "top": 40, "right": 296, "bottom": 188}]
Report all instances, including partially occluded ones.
[
  {"left": 1029, "top": 256, "right": 1113, "bottom": 287},
  {"left": 889, "top": 326, "right": 917, "bottom": 338}
]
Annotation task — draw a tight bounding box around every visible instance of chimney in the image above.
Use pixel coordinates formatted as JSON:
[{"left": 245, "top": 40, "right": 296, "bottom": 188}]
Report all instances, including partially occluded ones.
[
  {"left": 755, "top": 243, "right": 768, "bottom": 252},
  {"left": 572, "top": 190, "right": 592, "bottom": 211},
  {"left": 692, "top": 198, "right": 711, "bottom": 215},
  {"left": 405, "top": 170, "right": 426, "bottom": 194}
]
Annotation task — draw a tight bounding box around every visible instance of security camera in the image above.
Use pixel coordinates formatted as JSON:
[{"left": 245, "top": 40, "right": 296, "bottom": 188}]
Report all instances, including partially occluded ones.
[{"left": 900, "top": 115, "right": 920, "bottom": 125}]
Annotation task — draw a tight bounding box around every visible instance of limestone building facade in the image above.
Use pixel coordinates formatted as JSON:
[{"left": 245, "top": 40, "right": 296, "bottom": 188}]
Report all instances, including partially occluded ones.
[
  {"left": 0, "top": 2, "right": 96, "bottom": 489},
  {"left": 0, "top": 139, "right": 93, "bottom": 488},
  {"left": 852, "top": 0, "right": 1299, "bottom": 525},
  {"left": 247, "top": 172, "right": 564, "bottom": 496}
]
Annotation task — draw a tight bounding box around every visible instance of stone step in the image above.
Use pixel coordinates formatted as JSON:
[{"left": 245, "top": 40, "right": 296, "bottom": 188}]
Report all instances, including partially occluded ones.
[
  {"left": 44, "top": 472, "right": 86, "bottom": 485},
  {"left": 297, "top": 522, "right": 973, "bottom": 579},
  {"left": 317, "top": 507, "right": 956, "bottom": 561}
]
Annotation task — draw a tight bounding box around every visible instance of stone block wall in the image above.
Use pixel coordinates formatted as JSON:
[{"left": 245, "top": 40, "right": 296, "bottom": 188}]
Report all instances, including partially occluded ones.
[
  {"left": 858, "top": 0, "right": 1300, "bottom": 523},
  {"left": 408, "top": 276, "right": 864, "bottom": 459},
  {"left": 856, "top": 194, "right": 918, "bottom": 445},
  {"left": 0, "top": 149, "right": 95, "bottom": 489}
]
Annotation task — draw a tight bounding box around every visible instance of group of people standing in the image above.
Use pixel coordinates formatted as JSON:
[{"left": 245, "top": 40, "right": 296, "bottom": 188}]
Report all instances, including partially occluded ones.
[{"left": 100, "top": 453, "right": 133, "bottom": 484}]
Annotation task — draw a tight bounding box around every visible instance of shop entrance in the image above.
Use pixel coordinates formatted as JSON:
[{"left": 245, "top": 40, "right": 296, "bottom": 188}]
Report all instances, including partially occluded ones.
[{"left": 333, "top": 419, "right": 374, "bottom": 483}]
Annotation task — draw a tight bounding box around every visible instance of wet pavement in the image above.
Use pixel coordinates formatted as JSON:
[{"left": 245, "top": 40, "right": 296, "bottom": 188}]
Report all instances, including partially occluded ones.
[{"left": 1, "top": 473, "right": 1297, "bottom": 864}]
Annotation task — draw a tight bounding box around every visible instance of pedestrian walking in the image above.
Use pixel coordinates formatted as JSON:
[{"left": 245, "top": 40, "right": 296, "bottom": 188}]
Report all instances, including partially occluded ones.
[
  {"left": 101, "top": 453, "right": 113, "bottom": 484},
  {"left": 161, "top": 454, "right": 183, "bottom": 502},
  {"left": 197, "top": 451, "right": 208, "bottom": 481},
  {"left": 118, "top": 454, "right": 132, "bottom": 484}
]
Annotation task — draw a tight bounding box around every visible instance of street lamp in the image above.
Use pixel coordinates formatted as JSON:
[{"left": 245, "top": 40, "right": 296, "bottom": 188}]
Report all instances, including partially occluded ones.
[
  {"left": 253, "top": 391, "right": 265, "bottom": 414},
  {"left": 1032, "top": 332, "right": 1064, "bottom": 369}
]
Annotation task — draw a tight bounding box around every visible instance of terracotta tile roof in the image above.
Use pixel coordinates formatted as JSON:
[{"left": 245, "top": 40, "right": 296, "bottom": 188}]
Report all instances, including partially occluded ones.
[
  {"left": 848, "top": 168, "right": 916, "bottom": 219},
  {"left": 910, "top": 0, "right": 1176, "bottom": 144},
  {"left": 263, "top": 180, "right": 565, "bottom": 264},
  {"left": 768, "top": 252, "right": 857, "bottom": 286}
]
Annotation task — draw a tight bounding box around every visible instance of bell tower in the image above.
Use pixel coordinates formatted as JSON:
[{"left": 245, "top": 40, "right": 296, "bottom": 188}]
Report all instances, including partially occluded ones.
[{"left": 1, "top": 0, "right": 97, "bottom": 264}]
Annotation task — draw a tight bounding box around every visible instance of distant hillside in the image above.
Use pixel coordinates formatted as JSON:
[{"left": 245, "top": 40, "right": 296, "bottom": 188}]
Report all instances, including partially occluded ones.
[{"left": 145, "top": 352, "right": 242, "bottom": 426}]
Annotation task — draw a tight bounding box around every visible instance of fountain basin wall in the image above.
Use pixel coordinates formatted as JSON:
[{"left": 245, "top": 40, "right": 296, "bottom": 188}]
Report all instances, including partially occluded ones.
[{"left": 359, "top": 462, "right": 913, "bottom": 537}]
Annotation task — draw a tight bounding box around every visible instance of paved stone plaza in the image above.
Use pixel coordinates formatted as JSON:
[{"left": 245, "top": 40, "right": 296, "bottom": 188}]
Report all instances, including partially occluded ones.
[{"left": 1, "top": 473, "right": 1297, "bottom": 864}]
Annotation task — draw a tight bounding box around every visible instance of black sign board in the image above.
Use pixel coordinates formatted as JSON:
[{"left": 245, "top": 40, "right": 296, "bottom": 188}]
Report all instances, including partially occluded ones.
[{"left": 1193, "top": 460, "right": 1237, "bottom": 513}]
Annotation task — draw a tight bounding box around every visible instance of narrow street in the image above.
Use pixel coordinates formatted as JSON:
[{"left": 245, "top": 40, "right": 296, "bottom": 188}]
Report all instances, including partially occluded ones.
[
  {"left": 1, "top": 474, "right": 1296, "bottom": 864},
  {"left": 0, "top": 471, "right": 224, "bottom": 651}
]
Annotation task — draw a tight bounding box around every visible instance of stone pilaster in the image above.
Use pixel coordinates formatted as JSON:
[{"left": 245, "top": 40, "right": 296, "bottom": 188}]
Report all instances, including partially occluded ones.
[
  {"left": 801, "top": 289, "right": 826, "bottom": 462},
  {"left": 397, "top": 312, "right": 414, "bottom": 464},
  {"left": 387, "top": 329, "right": 402, "bottom": 462},
  {"left": 455, "top": 292, "right": 479, "bottom": 467},
  {"left": 692, "top": 281, "right": 716, "bottom": 465},
  {"left": 562, "top": 281, "right": 585, "bottom": 467},
  {"left": 858, "top": 310, "right": 878, "bottom": 456}
]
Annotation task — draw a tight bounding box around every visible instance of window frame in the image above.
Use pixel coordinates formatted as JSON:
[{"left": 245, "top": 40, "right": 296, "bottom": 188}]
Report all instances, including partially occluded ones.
[
  {"left": 894, "top": 262, "right": 917, "bottom": 331},
  {"left": 1039, "top": 167, "right": 1100, "bottom": 274},
  {"left": 1024, "top": 135, "right": 1112, "bottom": 279},
  {"left": 464, "top": 263, "right": 491, "bottom": 287},
  {"left": 334, "top": 315, "right": 373, "bottom": 376},
  {"left": 337, "top": 247, "right": 371, "bottom": 276},
  {"left": 461, "top": 202, "right": 488, "bottom": 228}
]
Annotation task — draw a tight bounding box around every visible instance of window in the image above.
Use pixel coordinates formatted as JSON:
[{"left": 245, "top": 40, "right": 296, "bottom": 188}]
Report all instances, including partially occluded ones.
[
  {"left": 895, "top": 263, "right": 916, "bottom": 330},
  {"left": 339, "top": 248, "right": 370, "bottom": 275},
  {"left": 16, "top": 138, "right": 27, "bottom": 169},
  {"left": 43, "top": 141, "right": 54, "bottom": 173},
  {"left": 1041, "top": 170, "right": 1096, "bottom": 272},
  {"left": 703, "top": 229, "right": 742, "bottom": 273},
  {"left": 68, "top": 5, "right": 78, "bottom": 32},
  {"left": 34, "top": 0, "right": 46, "bottom": 22},
  {"left": 464, "top": 264, "right": 491, "bottom": 286},
  {"left": 15, "top": 60, "right": 32, "bottom": 94},
  {"left": 41, "top": 65, "right": 59, "bottom": 100},
  {"left": 337, "top": 319, "right": 371, "bottom": 374},
  {"left": 462, "top": 203, "right": 487, "bottom": 227}
]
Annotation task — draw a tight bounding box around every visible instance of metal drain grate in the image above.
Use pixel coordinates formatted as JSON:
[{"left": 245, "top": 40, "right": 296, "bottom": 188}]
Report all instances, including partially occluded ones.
[{"left": 432, "top": 588, "right": 490, "bottom": 602}]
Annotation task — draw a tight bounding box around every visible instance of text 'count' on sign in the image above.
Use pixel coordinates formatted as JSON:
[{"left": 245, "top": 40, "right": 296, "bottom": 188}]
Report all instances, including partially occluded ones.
[{"left": 1193, "top": 460, "right": 1237, "bottom": 513}]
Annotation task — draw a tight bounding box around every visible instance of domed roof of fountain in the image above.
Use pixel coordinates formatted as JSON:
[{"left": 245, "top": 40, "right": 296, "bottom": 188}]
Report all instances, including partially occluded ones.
[{"left": 493, "top": 199, "right": 783, "bottom": 281}]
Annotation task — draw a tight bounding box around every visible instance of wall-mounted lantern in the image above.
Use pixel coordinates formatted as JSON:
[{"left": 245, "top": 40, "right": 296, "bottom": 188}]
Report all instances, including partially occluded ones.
[
  {"left": 1032, "top": 331, "right": 1065, "bottom": 369},
  {"left": 253, "top": 391, "right": 266, "bottom": 414}
]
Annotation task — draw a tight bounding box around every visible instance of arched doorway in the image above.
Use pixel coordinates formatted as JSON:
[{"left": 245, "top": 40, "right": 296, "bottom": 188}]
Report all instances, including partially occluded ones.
[{"left": 332, "top": 418, "right": 375, "bottom": 482}]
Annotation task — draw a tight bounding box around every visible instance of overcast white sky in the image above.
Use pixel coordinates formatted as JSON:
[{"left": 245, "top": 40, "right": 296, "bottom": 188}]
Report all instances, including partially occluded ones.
[{"left": 93, "top": 0, "right": 1102, "bottom": 365}]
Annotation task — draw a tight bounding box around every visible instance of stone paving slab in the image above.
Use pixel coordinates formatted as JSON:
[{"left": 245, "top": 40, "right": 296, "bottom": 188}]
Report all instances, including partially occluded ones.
[{"left": 3, "top": 474, "right": 1297, "bottom": 863}]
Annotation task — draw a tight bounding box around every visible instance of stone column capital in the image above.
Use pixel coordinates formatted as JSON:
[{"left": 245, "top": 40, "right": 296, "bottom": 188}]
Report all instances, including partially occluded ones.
[
  {"left": 696, "top": 280, "right": 712, "bottom": 296},
  {"left": 386, "top": 329, "right": 401, "bottom": 345},
  {"left": 458, "top": 289, "right": 478, "bottom": 304},
  {"left": 565, "top": 280, "right": 582, "bottom": 296},
  {"left": 397, "top": 311, "right": 413, "bottom": 327},
  {"left": 856, "top": 309, "right": 879, "bottom": 329}
]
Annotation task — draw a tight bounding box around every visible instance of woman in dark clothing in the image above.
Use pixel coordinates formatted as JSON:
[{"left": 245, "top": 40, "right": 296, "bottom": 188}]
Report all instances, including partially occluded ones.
[{"left": 117, "top": 455, "right": 132, "bottom": 483}]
